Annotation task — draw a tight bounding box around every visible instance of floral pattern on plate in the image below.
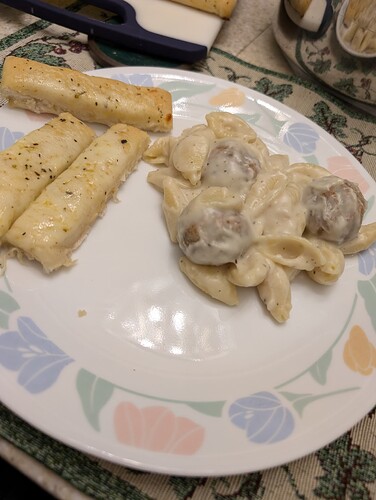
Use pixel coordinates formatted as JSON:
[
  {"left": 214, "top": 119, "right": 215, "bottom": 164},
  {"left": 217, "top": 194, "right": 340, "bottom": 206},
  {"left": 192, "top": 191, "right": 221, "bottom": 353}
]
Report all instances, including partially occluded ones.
[{"left": 0, "top": 68, "right": 374, "bottom": 475}]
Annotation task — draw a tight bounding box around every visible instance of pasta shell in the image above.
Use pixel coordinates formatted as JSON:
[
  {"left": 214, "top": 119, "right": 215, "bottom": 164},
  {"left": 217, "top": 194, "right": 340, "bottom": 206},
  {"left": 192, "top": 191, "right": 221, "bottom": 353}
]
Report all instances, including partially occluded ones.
[
  {"left": 179, "top": 256, "right": 238, "bottom": 306},
  {"left": 244, "top": 171, "right": 288, "bottom": 219},
  {"left": 257, "top": 262, "right": 292, "bottom": 323},
  {"left": 306, "top": 238, "right": 345, "bottom": 284},
  {"left": 147, "top": 165, "right": 187, "bottom": 192},
  {"left": 206, "top": 111, "right": 257, "bottom": 143},
  {"left": 228, "top": 247, "right": 270, "bottom": 287},
  {"left": 170, "top": 126, "right": 215, "bottom": 186},
  {"left": 340, "top": 222, "right": 376, "bottom": 255},
  {"left": 256, "top": 235, "right": 326, "bottom": 270},
  {"left": 143, "top": 136, "right": 175, "bottom": 166},
  {"left": 162, "top": 177, "right": 201, "bottom": 242}
]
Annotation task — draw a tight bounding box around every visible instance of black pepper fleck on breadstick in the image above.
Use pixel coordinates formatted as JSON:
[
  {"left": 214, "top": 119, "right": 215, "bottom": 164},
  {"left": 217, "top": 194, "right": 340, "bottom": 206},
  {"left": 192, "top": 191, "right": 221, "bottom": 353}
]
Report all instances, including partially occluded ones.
[{"left": 0, "top": 56, "right": 173, "bottom": 133}]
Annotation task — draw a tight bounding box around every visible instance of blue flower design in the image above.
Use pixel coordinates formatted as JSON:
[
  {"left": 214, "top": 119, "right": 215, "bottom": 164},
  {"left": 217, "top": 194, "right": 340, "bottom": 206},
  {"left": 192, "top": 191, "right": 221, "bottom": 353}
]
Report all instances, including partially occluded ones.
[
  {"left": 358, "top": 242, "right": 376, "bottom": 276},
  {"left": 111, "top": 73, "right": 154, "bottom": 87},
  {"left": 283, "top": 122, "right": 319, "bottom": 154},
  {"left": 0, "top": 316, "right": 73, "bottom": 393},
  {"left": 0, "top": 127, "right": 24, "bottom": 151},
  {"left": 229, "top": 391, "right": 295, "bottom": 444}
]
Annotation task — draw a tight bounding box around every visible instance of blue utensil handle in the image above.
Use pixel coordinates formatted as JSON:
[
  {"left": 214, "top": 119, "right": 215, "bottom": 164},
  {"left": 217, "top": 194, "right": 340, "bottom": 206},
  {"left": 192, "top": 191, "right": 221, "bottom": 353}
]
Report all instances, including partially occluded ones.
[{"left": 0, "top": 0, "right": 207, "bottom": 63}]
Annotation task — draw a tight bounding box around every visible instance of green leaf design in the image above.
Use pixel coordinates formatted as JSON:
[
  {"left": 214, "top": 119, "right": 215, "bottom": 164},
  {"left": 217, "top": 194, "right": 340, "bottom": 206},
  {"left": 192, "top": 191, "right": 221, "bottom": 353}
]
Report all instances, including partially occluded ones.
[
  {"left": 76, "top": 369, "right": 114, "bottom": 431},
  {"left": 252, "top": 77, "right": 293, "bottom": 102},
  {"left": 186, "top": 401, "right": 225, "bottom": 417},
  {"left": 308, "top": 350, "right": 333, "bottom": 385},
  {"left": 270, "top": 116, "right": 288, "bottom": 135},
  {"left": 280, "top": 387, "right": 359, "bottom": 417},
  {"left": 308, "top": 102, "right": 347, "bottom": 139},
  {"left": 335, "top": 57, "right": 360, "bottom": 75},
  {"left": 365, "top": 195, "right": 375, "bottom": 217},
  {"left": 159, "top": 81, "right": 216, "bottom": 101},
  {"left": 0, "top": 291, "right": 20, "bottom": 329},
  {"left": 236, "top": 113, "right": 261, "bottom": 125},
  {"left": 335, "top": 56, "right": 376, "bottom": 76},
  {"left": 11, "top": 44, "right": 69, "bottom": 68},
  {"left": 280, "top": 391, "right": 311, "bottom": 401},
  {"left": 280, "top": 390, "right": 321, "bottom": 416},
  {"left": 74, "top": 369, "right": 226, "bottom": 418},
  {"left": 314, "top": 434, "right": 376, "bottom": 499},
  {"left": 311, "top": 59, "right": 331, "bottom": 75},
  {"left": 303, "top": 154, "right": 319, "bottom": 164},
  {"left": 358, "top": 276, "right": 376, "bottom": 331},
  {"left": 279, "top": 391, "right": 312, "bottom": 403},
  {"left": 170, "top": 474, "right": 265, "bottom": 499},
  {"left": 169, "top": 477, "right": 207, "bottom": 498},
  {"left": 333, "top": 78, "right": 358, "bottom": 98},
  {"left": 276, "top": 295, "right": 357, "bottom": 390}
]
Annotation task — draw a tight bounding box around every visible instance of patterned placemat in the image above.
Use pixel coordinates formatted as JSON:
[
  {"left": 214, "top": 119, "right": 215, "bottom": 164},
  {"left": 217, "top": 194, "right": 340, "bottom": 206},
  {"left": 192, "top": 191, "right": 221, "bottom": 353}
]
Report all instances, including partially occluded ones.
[
  {"left": 273, "top": 0, "right": 376, "bottom": 107},
  {"left": 0, "top": 3, "right": 375, "bottom": 499}
]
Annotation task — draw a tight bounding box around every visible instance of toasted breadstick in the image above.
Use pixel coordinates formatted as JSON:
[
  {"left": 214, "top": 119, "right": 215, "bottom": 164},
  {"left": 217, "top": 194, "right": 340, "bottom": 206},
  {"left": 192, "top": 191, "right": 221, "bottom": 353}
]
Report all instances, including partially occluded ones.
[
  {"left": 0, "top": 112, "right": 95, "bottom": 240},
  {"left": 169, "top": 0, "right": 237, "bottom": 18},
  {"left": 0, "top": 57, "right": 173, "bottom": 132},
  {"left": 5, "top": 124, "right": 150, "bottom": 272}
]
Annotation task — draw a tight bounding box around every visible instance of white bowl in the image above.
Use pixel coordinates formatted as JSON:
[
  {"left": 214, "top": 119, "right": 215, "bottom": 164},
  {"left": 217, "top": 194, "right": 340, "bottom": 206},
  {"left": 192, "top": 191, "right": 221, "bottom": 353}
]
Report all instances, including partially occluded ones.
[{"left": 336, "top": 0, "right": 376, "bottom": 59}]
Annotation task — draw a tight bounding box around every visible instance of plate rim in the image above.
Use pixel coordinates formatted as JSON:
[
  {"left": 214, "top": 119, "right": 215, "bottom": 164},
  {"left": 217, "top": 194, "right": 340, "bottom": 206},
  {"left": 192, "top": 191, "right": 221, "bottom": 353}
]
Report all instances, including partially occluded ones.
[{"left": 0, "top": 65, "right": 375, "bottom": 477}]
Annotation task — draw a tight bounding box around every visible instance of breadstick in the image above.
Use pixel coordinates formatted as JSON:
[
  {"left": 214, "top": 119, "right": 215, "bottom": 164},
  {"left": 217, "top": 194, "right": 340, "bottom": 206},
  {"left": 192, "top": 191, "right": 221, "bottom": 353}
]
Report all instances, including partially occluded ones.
[
  {"left": 169, "top": 0, "right": 237, "bottom": 18},
  {"left": 0, "top": 112, "right": 95, "bottom": 239},
  {"left": 5, "top": 124, "right": 150, "bottom": 272},
  {"left": 0, "top": 56, "right": 172, "bottom": 132}
]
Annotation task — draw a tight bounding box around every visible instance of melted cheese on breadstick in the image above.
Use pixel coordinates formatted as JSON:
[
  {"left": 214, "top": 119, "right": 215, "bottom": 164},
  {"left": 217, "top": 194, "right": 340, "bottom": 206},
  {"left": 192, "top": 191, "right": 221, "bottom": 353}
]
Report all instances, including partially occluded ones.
[
  {"left": 0, "top": 112, "right": 95, "bottom": 240},
  {"left": 0, "top": 56, "right": 173, "bottom": 132},
  {"left": 5, "top": 124, "right": 150, "bottom": 272}
]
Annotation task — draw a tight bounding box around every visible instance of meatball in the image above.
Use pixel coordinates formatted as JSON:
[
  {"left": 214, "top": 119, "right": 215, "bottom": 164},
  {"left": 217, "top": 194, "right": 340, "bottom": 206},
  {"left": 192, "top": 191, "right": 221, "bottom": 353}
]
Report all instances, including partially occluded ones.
[
  {"left": 303, "top": 175, "right": 366, "bottom": 244},
  {"left": 202, "top": 139, "right": 260, "bottom": 192},
  {"left": 177, "top": 201, "right": 253, "bottom": 266}
]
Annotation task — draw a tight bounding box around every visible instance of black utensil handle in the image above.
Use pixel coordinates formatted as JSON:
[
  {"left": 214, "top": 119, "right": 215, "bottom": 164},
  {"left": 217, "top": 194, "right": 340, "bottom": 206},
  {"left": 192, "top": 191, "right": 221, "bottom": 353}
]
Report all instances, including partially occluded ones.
[{"left": 0, "top": 0, "right": 207, "bottom": 62}]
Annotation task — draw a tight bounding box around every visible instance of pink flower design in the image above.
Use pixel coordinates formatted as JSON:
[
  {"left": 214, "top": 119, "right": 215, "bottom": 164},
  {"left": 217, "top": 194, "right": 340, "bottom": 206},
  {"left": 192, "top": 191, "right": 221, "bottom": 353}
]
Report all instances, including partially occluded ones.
[
  {"left": 209, "top": 88, "right": 246, "bottom": 107},
  {"left": 326, "top": 156, "right": 369, "bottom": 194},
  {"left": 114, "top": 402, "right": 205, "bottom": 455}
]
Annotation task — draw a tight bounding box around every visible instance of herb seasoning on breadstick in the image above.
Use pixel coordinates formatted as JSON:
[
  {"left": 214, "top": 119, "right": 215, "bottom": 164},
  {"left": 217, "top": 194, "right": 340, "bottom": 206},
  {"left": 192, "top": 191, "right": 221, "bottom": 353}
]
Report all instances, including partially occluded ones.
[
  {"left": 0, "top": 112, "right": 95, "bottom": 240},
  {"left": 5, "top": 124, "right": 150, "bottom": 272},
  {"left": 0, "top": 57, "right": 173, "bottom": 132}
]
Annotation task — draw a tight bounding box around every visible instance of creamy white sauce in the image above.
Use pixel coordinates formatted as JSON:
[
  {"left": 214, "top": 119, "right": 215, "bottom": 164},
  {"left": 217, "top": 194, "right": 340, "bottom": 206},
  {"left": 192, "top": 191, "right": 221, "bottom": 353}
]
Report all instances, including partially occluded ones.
[
  {"left": 176, "top": 140, "right": 310, "bottom": 266},
  {"left": 177, "top": 197, "right": 253, "bottom": 266},
  {"left": 202, "top": 138, "right": 260, "bottom": 193},
  {"left": 145, "top": 111, "right": 375, "bottom": 317},
  {"left": 303, "top": 175, "right": 366, "bottom": 244},
  {"left": 260, "top": 185, "right": 307, "bottom": 237}
]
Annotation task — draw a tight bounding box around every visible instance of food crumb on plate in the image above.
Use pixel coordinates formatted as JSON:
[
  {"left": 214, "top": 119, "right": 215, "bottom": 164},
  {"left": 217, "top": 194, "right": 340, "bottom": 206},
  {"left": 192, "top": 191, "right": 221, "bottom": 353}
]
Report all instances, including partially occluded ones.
[{"left": 78, "top": 309, "right": 87, "bottom": 317}]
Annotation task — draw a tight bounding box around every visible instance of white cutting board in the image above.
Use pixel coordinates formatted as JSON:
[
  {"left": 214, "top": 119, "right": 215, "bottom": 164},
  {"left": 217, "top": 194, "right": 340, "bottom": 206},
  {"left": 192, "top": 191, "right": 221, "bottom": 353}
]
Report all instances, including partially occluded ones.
[{"left": 125, "top": 0, "right": 224, "bottom": 49}]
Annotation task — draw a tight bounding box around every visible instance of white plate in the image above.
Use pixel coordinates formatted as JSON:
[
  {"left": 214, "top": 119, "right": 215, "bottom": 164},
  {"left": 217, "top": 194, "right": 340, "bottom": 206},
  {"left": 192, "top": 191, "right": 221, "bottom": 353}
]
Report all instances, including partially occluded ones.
[{"left": 0, "top": 67, "right": 375, "bottom": 477}]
